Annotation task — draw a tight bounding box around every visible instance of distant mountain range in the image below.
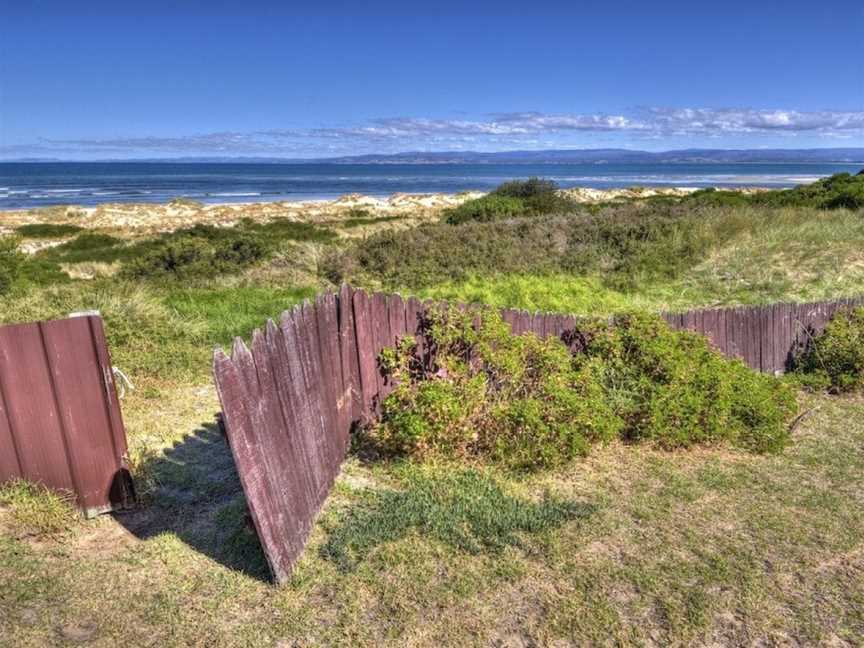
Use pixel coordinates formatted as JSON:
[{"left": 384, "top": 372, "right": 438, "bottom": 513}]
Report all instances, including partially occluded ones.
[
  {"left": 5, "top": 148, "right": 864, "bottom": 165},
  {"left": 317, "top": 148, "right": 864, "bottom": 165}
]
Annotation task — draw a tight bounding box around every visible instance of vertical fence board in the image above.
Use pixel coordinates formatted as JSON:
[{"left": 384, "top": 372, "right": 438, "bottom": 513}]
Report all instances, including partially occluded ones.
[
  {"left": 352, "top": 290, "right": 377, "bottom": 416},
  {"left": 337, "top": 285, "right": 362, "bottom": 424}
]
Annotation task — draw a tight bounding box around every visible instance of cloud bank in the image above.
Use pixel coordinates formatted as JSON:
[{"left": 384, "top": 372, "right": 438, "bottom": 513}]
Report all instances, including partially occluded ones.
[{"left": 6, "top": 107, "right": 864, "bottom": 158}]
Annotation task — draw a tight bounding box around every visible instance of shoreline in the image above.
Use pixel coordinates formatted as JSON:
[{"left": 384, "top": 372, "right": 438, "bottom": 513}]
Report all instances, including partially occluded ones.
[{"left": 0, "top": 185, "right": 770, "bottom": 234}]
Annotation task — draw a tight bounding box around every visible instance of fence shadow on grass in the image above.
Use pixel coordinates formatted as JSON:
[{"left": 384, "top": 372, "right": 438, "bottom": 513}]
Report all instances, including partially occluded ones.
[{"left": 113, "top": 419, "right": 272, "bottom": 583}]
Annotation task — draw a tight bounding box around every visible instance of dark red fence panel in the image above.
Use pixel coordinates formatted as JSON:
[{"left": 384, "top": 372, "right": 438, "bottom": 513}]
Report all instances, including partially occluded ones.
[{"left": 0, "top": 315, "right": 134, "bottom": 517}]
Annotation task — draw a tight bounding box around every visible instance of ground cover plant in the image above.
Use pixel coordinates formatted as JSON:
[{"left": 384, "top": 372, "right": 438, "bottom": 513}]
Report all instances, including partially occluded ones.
[{"left": 320, "top": 465, "right": 593, "bottom": 571}]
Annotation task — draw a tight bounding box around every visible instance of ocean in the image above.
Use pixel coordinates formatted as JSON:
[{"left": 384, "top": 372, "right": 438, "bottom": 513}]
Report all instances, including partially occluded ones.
[{"left": 1, "top": 161, "right": 862, "bottom": 210}]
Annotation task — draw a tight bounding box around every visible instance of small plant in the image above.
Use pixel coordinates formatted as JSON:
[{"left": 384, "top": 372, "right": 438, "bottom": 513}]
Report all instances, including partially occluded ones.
[
  {"left": 793, "top": 306, "right": 864, "bottom": 393},
  {"left": 0, "top": 236, "right": 24, "bottom": 295}
]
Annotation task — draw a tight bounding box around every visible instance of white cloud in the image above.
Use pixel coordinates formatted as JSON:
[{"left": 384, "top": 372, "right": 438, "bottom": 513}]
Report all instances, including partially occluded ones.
[{"left": 5, "top": 107, "right": 863, "bottom": 157}]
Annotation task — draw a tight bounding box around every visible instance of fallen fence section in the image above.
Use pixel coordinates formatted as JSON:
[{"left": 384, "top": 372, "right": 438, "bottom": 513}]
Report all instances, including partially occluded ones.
[
  {"left": 213, "top": 288, "right": 863, "bottom": 583},
  {"left": 0, "top": 314, "right": 134, "bottom": 517}
]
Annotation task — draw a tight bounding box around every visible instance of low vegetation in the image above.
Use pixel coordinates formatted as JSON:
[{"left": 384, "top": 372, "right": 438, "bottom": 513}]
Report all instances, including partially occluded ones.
[
  {"left": 0, "top": 480, "right": 78, "bottom": 538},
  {"left": 320, "top": 465, "right": 591, "bottom": 571},
  {"left": 369, "top": 308, "right": 796, "bottom": 470},
  {"left": 328, "top": 174, "right": 864, "bottom": 313},
  {"left": 794, "top": 306, "right": 864, "bottom": 393},
  {"left": 442, "top": 177, "right": 576, "bottom": 225},
  {"left": 0, "top": 236, "right": 24, "bottom": 295},
  {"left": 15, "top": 223, "right": 84, "bottom": 238}
]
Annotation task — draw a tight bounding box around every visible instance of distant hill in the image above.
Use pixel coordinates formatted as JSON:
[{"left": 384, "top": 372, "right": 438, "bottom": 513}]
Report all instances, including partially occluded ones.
[
  {"left": 317, "top": 148, "right": 864, "bottom": 165},
  {"left": 3, "top": 148, "right": 864, "bottom": 165}
]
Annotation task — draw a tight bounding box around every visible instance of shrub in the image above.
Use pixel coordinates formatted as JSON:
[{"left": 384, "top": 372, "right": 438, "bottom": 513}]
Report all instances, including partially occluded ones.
[
  {"left": 749, "top": 172, "right": 864, "bottom": 210},
  {"left": 443, "top": 195, "right": 526, "bottom": 225},
  {"left": 122, "top": 232, "right": 266, "bottom": 280},
  {"left": 47, "top": 232, "right": 125, "bottom": 264},
  {"left": 16, "top": 223, "right": 84, "bottom": 238},
  {"left": 368, "top": 307, "right": 796, "bottom": 468},
  {"left": 443, "top": 178, "right": 579, "bottom": 225},
  {"left": 793, "top": 306, "right": 864, "bottom": 393},
  {"left": 574, "top": 314, "right": 798, "bottom": 453},
  {"left": 325, "top": 202, "right": 711, "bottom": 291},
  {"left": 492, "top": 177, "right": 559, "bottom": 199},
  {"left": 0, "top": 236, "right": 24, "bottom": 295},
  {"left": 371, "top": 307, "right": 621, "bottom": 470}
]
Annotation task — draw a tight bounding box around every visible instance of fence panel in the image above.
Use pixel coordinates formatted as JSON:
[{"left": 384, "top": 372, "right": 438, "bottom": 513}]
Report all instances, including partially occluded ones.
[{"left": 0, "top": 315, "right": 133, "bottom": 517}]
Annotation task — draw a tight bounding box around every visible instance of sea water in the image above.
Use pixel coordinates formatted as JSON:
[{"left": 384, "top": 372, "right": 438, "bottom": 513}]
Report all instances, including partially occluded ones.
[{"left": 1, "top": 161, "right": 861, "bottom": 209}]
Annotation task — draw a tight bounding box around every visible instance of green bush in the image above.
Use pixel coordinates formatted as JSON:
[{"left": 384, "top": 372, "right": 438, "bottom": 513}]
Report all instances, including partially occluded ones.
[
  {"left": 748, "top": 172, "right": 864, "bottom": 210},
  {"left": 443, "top": 178, "right": 578, "bottom": 225},
  {"left": 15, "top": 223, "right": 84, "bottom": 238},
  {"left": 443, "top": 195, "right": 526, "bottom": 225},
  {"left": 794, "top": 307, "right": 864, "bottom": 393},
  {"left": 372, "top": 307, "right": 620, "bottom": 470},
  {"left": 368, "top": 307, "right": 796, "bottom": 469},
  {"left": 574, "top": 314, "right": 797, "bottom": 453},
  {"left": 0, "top": 236, "right": 24, "bottom": 295},
  {"left": 492, "top": 177, "right": 559, "bottom": 199},
  {"left": 325, "top": 202, "right": 711, "bottom": 291},
  {"left": 44, "top": 232, "right": 126, "bottom": 264},
  {"left": 122, "top": 232, "right": 267, "bottom": 280}
]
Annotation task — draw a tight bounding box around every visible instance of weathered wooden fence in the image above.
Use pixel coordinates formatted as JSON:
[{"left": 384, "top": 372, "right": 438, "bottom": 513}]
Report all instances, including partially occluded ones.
[
  {"left": 213, "top": 286, "right": 863, "bottom": 582},
  {"left": 0, "top": 314, "right": 135, "bottom": 517}
]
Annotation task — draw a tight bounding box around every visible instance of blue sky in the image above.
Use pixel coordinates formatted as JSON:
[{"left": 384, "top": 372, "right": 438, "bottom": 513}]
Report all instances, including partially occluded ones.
[{"left": 1, "top": 0, "right": 862, "bottom": 159}]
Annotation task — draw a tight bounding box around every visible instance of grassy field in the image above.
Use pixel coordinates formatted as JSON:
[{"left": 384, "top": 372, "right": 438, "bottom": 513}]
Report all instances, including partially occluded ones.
[
  {"left": 2, "top": 390, "right": 862, "bottom": 646},
  {"left": 1, "top": 177, "right": 864, "bottom": 646}
]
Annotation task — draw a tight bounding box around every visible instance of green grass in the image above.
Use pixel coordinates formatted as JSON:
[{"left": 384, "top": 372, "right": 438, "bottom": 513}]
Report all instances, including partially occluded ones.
[
  {"left": 2, "top": 393, "right": 862, "bottom": 645},
  {"left": 320, "top": 464, "right": 593, "bottom": 571},
  {"left": 164, "top": 285, "right": 318, "bottom": 348},
  {"left": 0, "top": 280, "right": 316, "bottom": 384},
  {"left": 0, "top": 480, "right": 78, "bottom": 537}
]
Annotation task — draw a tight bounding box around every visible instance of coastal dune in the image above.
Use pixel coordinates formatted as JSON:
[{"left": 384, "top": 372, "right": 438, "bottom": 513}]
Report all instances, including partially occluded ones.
[{"left": 0, "top": 186, "right": 755, "bottom": 235}]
